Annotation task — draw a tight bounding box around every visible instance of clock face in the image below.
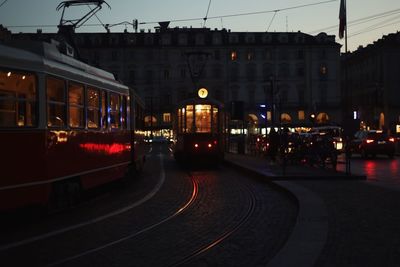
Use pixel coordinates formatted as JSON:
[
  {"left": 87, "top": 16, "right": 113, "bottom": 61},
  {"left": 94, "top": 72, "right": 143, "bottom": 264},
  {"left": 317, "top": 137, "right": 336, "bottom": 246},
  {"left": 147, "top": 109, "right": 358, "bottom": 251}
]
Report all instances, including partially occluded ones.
[{"left": 198, "top": 88, "right": 208, "bottom": 98}]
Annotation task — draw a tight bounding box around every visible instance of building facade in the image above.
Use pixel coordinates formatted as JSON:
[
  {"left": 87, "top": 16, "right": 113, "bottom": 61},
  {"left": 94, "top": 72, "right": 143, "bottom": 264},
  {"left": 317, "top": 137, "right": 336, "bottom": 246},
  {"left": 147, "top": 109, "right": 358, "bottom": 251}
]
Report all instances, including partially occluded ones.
[
  {"left": 343, "top": 32, "right": 400, "bottom": 135},
  {"left": 12, "top": 27, "right": 342, "bottom": 137}
]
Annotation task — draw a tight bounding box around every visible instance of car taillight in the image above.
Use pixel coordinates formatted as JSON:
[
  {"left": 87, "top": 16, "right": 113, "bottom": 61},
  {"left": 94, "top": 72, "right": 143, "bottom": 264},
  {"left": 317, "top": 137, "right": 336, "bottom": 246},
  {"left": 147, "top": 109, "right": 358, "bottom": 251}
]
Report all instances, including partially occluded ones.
[
  {"left": 366, "top": 139, "right": 374, "bottom": 144},
  {"left": 389, "top": 137, "right": 395, "bottom": 142},
  {"left": 194, "top": 143, "right": 199, "bottom": 148}
]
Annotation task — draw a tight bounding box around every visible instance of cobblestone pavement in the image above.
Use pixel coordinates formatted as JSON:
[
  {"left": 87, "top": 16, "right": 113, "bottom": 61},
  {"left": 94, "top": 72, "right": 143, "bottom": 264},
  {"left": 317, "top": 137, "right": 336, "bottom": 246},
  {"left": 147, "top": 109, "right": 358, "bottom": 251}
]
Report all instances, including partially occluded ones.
[
  {"left": 224, "top": 152, "right": 400, "bottom": 267},
  {"left": 0, "top": 146, "right": 298, "bottom": 267}
]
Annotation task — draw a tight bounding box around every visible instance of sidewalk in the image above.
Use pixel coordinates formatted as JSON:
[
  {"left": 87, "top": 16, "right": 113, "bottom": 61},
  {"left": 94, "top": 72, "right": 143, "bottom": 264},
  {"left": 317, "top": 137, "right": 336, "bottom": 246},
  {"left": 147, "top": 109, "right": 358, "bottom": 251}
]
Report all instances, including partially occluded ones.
[
  {"left": 223, "top": 152, "right": 400, "bottom": 267},
  {"left": 225, "top": 152, "right": 366, "bottom": 180}
]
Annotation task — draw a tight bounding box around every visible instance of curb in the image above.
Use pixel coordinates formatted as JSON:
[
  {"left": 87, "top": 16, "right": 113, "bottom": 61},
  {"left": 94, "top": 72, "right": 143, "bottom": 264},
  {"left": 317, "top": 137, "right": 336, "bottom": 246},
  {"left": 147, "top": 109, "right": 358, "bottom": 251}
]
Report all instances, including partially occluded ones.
[{"left": 223, "top": 159, "right": 328, "bottom": 267}]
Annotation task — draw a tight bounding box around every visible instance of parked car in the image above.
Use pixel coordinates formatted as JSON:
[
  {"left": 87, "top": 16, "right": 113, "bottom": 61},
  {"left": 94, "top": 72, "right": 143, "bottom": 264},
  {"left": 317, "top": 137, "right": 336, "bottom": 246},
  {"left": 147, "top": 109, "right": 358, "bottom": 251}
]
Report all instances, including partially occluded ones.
[
  {"left": 310, "top": 126, "right": 344, "bottom": 152},
  {"left": 348, "top": 130, "right": 395, "bottom": 158}
]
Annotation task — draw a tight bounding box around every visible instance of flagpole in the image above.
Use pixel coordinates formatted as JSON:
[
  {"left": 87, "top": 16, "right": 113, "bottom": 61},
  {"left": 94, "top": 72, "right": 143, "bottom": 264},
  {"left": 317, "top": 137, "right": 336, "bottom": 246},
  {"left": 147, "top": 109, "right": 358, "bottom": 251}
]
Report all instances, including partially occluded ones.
[{"left": 344, "top": 0, "right": 348, "bottom": 54}]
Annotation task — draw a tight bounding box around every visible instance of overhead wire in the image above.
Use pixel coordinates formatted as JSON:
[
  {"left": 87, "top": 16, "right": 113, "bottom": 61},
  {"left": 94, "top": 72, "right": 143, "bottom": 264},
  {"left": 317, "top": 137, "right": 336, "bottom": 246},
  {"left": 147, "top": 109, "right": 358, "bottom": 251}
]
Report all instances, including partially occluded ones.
[
  {"left": 4, "top": 0, "right": 336, "bottom": 29},
  {"left": 203, "top": 0, "right": 212, "bottom": 27},
  {"left": 0, "top": 0, "right": 8, "bottom": 8},
  {"left": 266, "top": 11, "right": 277, "bottom": 32},
  {"left": 308, "top": 8, "right": 400, "bottom": 34}
]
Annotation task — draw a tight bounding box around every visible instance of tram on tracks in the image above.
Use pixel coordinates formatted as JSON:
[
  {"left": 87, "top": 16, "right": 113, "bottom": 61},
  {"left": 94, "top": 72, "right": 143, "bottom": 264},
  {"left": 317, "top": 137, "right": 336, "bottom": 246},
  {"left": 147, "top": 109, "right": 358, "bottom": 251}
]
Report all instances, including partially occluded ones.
[
  {"left": 0, "top": 39, "right": 145, "bottom": 211},
  {"left": 172, "top": 88, "right": 225, "bottom": 164}
]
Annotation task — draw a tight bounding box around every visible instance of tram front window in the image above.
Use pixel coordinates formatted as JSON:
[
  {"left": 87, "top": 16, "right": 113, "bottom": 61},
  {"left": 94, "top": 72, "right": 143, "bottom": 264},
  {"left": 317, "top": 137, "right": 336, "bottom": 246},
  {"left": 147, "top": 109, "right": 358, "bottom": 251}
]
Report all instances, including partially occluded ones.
[{"left": 195, "top": 104, "right": 211, "bottom": 133}]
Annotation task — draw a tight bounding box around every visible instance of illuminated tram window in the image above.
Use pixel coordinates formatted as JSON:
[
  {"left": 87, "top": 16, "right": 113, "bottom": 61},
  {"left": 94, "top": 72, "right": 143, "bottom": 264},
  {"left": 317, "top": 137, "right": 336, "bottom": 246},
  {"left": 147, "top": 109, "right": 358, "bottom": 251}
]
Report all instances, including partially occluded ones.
[
  {"left": 46, "top": 77, "right": 66, "bottom": 127},
  {"left": 101, "top": 90, "right": 107, "bottom": 129},
  {"left": 87, "top": 87, "right": 100, "bottom": 129},
  {"left": 195, "top": 104, "right": 211, "bottom": 133},
  {"left": 68, "top": 82, "right": 84, "bottom": 128},
  {"left": 109, "top": 93, "right": 121, "bottom": 129},
  {"left": 212, "top": 107, "right": 218, "bottom": 133},
  {"left": 185, "top": 105, "right": 193, "bottom": 133},
  {"left": 0, "top": 70, "right": 37, "bottom": 127}
]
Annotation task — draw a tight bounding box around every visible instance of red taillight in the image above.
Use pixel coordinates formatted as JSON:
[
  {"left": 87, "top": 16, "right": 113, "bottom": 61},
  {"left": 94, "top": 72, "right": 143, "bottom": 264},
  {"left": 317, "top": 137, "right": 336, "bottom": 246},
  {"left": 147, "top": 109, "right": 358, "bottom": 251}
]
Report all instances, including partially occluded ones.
[
  {"left": 194, "top": 143, "right": 199, "bottom": 148},
  {"left": 389, "top": 137, "right": 395, "bottom": 142},
  {"left": 213, "top": 140, "right": 217, "bottom": 145},
  {"left": 366, "top": 139, "right": 374, "bottom": 144}
]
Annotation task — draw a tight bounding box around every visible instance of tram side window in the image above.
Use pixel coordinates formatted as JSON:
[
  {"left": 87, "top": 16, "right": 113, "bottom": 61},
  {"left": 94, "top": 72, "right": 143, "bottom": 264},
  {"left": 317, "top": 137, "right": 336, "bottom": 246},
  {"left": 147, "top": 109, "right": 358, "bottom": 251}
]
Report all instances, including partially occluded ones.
[
  {"left": 68, "top": 82, "right": 84, "bottom": 128},
  {"left": 46, "top": 77, "right": 66, "bottom": 127},
  {"left": 87, "top": 87, "right": 100, "bottom": 129},
  {"left": 178, "top": 108, "right": 182, "bottom": 134},
  {"left": 0, "top": 70, "right": 37, "bottom": 127},
  {"left": 109, "top": 93, "right": 121, "bottom": 129},
  {"left": 212, "top": 107, "right": 218, "bottom": 133},
  {"left": 101, "top": 90, "right": 107, "bottom": 129},
  {"left": 185, "top": 105, "right": 193, "bottom": 133},
  {"left": 121, "top": 95, "right": 128, "bottom": 129}
]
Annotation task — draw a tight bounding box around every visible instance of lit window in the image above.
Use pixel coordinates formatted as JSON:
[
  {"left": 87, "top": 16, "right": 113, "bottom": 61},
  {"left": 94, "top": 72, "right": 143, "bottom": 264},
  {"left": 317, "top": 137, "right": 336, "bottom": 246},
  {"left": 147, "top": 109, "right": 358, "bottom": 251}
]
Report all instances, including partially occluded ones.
[
  {"left": 298, "top": 110, "right": 305, "bottom": 120},
  {"left": 68, "top": 82, "right": 84, "bottom": 128},
  {"left": 247, "top": 51, "right": 254, "bottom": 61},
  {"left": 231, "top": 51, "right": 237, "bottom": 61},
  {"left": 87, "top": 87, "right": 100, "bottom": 129},
  {"left": 0, "top": 71, "right": 37, "bottom": 127},
  {"left": 163, "top": 113, "right": 171, "bottom": 123},
  {"left": 46, "top": 77, "right": 66, "bottom": 127},
  {"left": 320, "top": 65, "right": 328, "bottom": 75},
  {"left": 109, "top": 93, "right": 121, "bottom": 129}
]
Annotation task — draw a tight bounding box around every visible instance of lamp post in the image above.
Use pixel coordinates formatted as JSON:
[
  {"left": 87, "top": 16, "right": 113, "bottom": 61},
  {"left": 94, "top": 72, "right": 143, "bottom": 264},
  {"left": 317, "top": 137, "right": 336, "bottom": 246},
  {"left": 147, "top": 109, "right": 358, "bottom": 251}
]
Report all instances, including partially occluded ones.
[{"left": 269, "top": 76, "right": 275, "bottom": 128}]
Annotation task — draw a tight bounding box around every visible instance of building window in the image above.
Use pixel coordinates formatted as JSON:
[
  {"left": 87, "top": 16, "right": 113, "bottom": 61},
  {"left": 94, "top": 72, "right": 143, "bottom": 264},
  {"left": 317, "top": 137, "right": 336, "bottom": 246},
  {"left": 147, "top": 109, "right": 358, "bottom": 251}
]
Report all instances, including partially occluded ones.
[
  {"left": 164, "top": 69, "right": 170, "bottom": 80},
  {"left": 231, "top": 51, "right": 238, "bottom": 61},
  {"left": 297, "top": 50, "right": 305, "bottom": 60},
  {"left": 298, "top": 110, "right": 305, "bottom": 120},
  {"left": 163, "top": 113, "right": 171, "bottom": 123},
  {"left": 178, "top": 34, "right": 187, "bottom": 45},
  {"left": 196, "top": 34, "right": 205, "bottom": 45},
  {"left": 320, "top": 65, "right": 328, "bottom": 76},
  {"left": 247, "top": 51, "right": 254, "bottom": 61},
  {"left": 229, "top": 35, "right": 239, "bottom": 43},
  {"left": 213, "top": 34, "right": 222, "bottom": 45},
  {"left": 180, "top": 68, "right": 186, "bottom": 78}
]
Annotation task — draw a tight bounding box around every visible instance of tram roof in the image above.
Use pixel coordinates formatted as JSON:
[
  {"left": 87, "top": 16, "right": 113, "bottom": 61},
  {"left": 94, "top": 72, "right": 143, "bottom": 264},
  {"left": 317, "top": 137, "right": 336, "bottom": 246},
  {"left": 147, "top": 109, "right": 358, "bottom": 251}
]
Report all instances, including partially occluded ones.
[
  {"left": 177, "top": 97, "right": 224, "bottom": 108},
  {"left": 0, "top": 40, "right": 129, "bottom": 93}
]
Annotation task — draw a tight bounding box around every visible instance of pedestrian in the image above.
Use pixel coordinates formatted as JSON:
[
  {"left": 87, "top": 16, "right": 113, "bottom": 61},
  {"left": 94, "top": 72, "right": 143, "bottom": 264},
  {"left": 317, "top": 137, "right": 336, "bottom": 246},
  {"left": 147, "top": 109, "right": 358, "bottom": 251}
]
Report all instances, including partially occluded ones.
[{"left": 268, "top": 128, "right": 279, "bottom": 163}]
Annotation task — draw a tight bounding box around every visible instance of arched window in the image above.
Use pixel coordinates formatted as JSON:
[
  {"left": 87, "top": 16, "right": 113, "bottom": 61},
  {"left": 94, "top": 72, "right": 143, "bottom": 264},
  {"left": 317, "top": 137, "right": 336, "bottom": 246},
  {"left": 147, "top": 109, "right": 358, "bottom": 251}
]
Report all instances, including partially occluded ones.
[
  {"left": 316, "top": 113, "right": 329, "bottom": 124},
  {"left": 280, "top": 113, "right": 292, "bottom": 124}
]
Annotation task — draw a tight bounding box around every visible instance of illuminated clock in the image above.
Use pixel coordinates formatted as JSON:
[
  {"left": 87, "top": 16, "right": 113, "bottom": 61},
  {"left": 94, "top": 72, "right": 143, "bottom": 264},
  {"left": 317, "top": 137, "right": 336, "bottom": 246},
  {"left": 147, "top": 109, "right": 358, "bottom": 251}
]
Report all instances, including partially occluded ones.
[{"left": 198, "top": 87, "right": 208, "bottom": 98}]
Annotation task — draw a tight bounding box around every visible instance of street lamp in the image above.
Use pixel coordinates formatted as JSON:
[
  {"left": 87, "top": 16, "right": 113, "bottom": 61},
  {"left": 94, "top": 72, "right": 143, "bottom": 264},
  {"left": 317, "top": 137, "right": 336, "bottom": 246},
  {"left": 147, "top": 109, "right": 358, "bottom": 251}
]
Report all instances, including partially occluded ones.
[{"left": 269, "top": 76, "right": 275, "bottom": 128}]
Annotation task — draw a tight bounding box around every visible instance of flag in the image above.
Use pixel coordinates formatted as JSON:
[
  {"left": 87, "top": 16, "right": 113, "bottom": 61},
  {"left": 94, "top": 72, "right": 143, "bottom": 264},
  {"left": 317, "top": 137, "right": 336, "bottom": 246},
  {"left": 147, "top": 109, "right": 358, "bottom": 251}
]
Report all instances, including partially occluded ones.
[{"left": 339, "top": 0, "right": 346, "bottom": 39}]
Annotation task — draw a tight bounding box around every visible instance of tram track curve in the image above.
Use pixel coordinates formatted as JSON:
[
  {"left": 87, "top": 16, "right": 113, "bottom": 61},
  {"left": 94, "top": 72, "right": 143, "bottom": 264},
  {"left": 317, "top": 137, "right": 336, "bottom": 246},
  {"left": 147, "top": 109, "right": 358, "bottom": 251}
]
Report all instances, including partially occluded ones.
[{"left": 168, "top": 170, "right": 257, "bottom": 266}]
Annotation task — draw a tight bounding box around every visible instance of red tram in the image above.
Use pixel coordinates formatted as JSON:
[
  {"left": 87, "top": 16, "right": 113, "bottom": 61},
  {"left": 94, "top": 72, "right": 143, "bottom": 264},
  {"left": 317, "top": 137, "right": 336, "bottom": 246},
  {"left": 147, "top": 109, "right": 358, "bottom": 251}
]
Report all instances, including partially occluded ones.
[
  {"left": 0, "top": 40, "right": 145, "bottom": 211},
  {"left": 172, "top": 93, "right": 225, "bottom": 164}
]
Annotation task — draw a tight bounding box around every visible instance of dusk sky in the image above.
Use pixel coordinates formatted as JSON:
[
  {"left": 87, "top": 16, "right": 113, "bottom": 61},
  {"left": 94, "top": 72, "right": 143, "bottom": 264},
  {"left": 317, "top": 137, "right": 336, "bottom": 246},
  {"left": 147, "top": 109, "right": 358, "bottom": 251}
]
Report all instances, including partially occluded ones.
[{"left": 1, "top": 0, "right": 400, "bottom": 52}]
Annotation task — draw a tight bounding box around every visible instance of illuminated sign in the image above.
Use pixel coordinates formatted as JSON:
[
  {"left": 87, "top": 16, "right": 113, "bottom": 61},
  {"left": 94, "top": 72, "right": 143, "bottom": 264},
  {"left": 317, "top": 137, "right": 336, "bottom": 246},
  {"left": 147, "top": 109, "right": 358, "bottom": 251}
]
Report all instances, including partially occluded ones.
[{"left": 198, "top": 88, "right": 208, "bottom": 98}]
